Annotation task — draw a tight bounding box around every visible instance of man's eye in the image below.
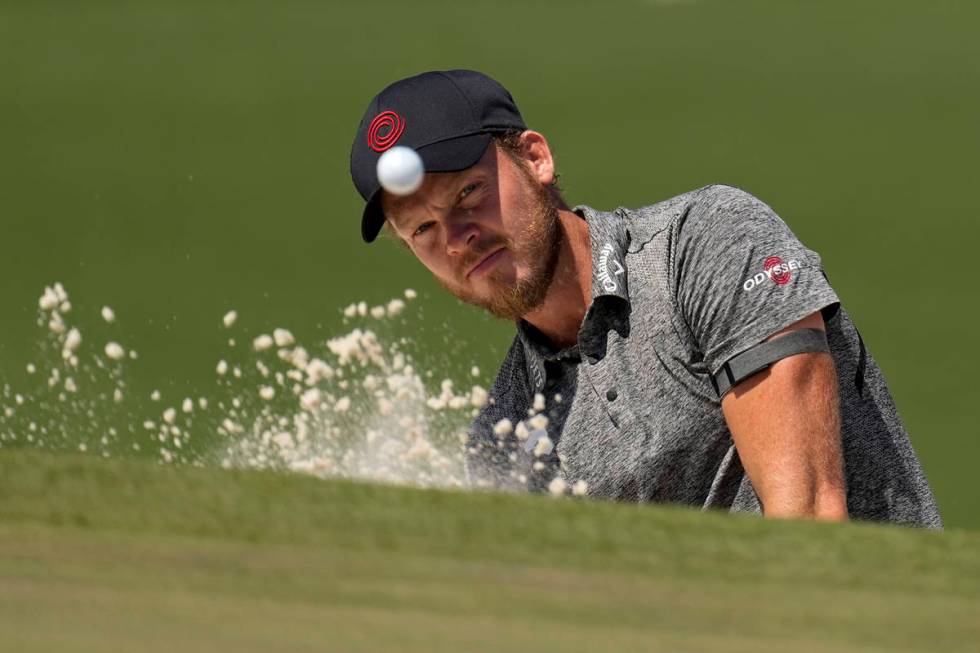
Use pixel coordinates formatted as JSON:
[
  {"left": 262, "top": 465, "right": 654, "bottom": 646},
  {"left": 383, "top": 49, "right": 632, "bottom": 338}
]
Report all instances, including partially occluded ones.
[
  {"left": 414, "top": 221, "right": 434, "bottom": 237},
  {"left": 459, "top": 182, "right": 480, "bottom": 201}
]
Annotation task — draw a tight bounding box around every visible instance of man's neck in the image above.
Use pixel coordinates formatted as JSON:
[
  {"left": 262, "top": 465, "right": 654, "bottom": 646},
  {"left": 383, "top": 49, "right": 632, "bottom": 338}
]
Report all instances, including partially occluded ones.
[{"left": 521, "top": 209, "right": 593, "bottom": 350}]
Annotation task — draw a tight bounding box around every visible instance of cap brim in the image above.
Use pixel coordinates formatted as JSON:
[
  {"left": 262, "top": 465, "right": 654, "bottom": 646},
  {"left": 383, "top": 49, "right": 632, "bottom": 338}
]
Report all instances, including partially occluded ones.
[{"left": 361, "top": 132, "right": 494, "bottom": 243}]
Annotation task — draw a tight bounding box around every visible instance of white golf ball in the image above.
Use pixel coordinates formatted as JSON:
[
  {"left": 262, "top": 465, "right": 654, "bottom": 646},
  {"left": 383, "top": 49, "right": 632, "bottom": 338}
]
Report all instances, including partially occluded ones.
[{"left": 376, "top": 146, "right": 425, "bottom": 196}]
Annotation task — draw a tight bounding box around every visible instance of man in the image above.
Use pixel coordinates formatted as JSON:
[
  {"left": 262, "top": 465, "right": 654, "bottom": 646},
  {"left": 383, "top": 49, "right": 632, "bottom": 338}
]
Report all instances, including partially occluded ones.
[{"left": 349, "top": 69, "right": 942, "bottom": 528}]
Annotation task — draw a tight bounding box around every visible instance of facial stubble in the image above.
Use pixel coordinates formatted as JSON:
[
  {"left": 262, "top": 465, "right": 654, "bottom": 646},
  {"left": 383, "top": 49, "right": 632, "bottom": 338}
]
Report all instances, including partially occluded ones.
[{"left": 436, "top": 173, "right": 562, "bottom": 321}]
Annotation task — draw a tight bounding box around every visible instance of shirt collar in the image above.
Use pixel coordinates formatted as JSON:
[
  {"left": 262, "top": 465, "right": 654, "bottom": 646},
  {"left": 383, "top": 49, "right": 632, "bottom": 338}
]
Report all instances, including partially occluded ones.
[
  {"left": 516, "top": 205, "right": 632, "bottom": 392},
  {"left": 577, "top": 204, "right": 631, "bottom": 304}
]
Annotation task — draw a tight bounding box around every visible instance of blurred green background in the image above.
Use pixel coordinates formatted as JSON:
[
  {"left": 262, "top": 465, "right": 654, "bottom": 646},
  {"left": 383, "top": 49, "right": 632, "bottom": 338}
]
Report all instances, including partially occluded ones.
[{"left": 1, "top": 0, "right": 977, "bottom": 528}]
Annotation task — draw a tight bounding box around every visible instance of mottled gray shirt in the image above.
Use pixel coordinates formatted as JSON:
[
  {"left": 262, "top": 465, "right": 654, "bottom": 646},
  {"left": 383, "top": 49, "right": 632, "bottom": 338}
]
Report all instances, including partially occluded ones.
[{"left": 466, "top": 184, "right": 942, "bottom": 529}]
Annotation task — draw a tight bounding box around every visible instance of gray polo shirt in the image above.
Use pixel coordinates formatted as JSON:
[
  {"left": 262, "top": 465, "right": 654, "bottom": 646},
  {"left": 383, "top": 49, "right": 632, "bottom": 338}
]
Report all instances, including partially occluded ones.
[{"left": 466, "top": 184, "right": 943, "bottom": 529}]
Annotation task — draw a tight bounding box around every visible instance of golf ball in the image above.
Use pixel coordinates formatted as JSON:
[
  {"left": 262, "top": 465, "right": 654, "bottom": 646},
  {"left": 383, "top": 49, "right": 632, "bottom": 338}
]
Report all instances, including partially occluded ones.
[{"left": 376, "top": 146, "right": 424, "bottom": 196}]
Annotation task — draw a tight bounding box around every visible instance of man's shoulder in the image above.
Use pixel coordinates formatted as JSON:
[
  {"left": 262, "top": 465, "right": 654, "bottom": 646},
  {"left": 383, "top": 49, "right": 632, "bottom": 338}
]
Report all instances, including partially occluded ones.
[
  {"left": 680, "top": 183, "right": 776, "bottom": 220},
  {"left": 632, "top": 183, "right": 768, "bottom": 221},
  {"left": 620, "top": 184, "right": 761, "bottom": 251}
]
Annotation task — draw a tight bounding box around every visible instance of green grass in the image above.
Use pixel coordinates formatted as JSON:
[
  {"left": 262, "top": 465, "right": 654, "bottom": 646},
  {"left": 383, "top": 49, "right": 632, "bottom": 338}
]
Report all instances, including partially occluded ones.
[
  {"left": 1, "top": 449, "right": 977, "bottom": 651},
  {"left": 1, "top": 0, "right": 979, "bottom": 527}
]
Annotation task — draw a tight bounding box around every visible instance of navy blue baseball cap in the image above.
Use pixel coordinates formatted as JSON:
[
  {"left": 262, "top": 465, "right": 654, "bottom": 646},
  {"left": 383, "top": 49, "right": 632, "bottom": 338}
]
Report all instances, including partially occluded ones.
[{"left": 350, "top": 70, "right": 528, "bottom": 243}]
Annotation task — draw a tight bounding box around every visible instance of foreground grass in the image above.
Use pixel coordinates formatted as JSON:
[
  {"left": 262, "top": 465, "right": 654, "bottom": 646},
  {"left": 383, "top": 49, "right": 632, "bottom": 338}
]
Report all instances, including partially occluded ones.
[{"left": 0, "top": 450, "right": 977, "bottom": 652}]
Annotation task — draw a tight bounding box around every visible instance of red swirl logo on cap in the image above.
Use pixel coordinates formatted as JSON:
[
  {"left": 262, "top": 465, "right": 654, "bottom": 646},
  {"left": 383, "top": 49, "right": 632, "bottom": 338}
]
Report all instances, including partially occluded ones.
[
  {"left": 367, "top": 111, "right": 406, "bottom": 152},
  {"left": 764, "top": 256, "right": 792, "bottom": 285}
]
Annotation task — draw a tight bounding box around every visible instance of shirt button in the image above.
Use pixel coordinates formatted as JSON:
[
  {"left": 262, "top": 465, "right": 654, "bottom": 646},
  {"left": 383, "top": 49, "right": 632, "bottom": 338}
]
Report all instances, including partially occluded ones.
[{"left": 606, "top": 388, "right": 618, "bottom": 402}]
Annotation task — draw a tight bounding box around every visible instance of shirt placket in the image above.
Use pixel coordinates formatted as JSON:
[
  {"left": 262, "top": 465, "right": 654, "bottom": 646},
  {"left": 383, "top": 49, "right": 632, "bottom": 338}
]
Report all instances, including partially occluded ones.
[{"left": 583, "top": 354, "right": 627, "bottom": 429}]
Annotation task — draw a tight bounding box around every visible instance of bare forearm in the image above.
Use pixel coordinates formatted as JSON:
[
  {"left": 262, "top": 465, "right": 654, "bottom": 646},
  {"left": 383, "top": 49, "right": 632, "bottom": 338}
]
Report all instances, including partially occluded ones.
[
  {"left": 723, "top": 347, "right": 850, "bottom": 523},
  {"left": 763, "top": 483, "right": 849, "bottom": 521},
  {"left": 761, "top": 353, "right": 848, "bottom": 521}
]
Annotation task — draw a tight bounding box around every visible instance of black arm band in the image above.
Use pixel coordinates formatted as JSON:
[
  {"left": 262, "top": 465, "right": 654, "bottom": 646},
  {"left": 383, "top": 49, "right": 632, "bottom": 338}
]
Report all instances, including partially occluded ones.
[{"left": 710, "top": 328, "right": 830, "bottom": 398}]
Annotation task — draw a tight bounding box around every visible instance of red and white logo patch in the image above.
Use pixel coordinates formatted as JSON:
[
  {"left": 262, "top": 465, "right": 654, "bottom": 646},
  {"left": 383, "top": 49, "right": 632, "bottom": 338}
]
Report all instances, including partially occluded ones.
[
  {"left": 743, "top": 255, "right": 802, "bottom": 291},
  {"left": 367, "top": 111, "right": 406, "bottom": 152},
  {"left": 764, "top": 255, "right": 792, "bottom": 285}
]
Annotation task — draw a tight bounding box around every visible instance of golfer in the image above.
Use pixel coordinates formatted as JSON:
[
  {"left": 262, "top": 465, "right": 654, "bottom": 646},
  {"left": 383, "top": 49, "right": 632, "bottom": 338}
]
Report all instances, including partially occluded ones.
[{"left": 350, "top": 70, "right": 942, "bottom": 528}]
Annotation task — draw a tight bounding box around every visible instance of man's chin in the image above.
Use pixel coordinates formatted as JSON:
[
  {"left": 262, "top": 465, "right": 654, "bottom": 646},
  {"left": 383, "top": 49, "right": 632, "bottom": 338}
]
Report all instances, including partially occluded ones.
[
  {"left": 445, "top": 274, "right": 552, "bottom": 321},
  {"left": 438, "top": 282, "right": 518, "bottom": 321}
]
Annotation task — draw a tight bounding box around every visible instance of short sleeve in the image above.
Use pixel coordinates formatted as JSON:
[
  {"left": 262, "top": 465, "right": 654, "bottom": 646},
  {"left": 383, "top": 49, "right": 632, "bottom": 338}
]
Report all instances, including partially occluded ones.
[{"left": 672, "top": 185, "right": 840, "bottom": 375}]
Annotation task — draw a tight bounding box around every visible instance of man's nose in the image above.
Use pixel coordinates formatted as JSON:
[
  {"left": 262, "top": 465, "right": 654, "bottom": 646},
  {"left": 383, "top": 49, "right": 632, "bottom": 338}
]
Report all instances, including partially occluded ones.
[{"left": 445, "top": 213, "right": 480, "bottom": 256}]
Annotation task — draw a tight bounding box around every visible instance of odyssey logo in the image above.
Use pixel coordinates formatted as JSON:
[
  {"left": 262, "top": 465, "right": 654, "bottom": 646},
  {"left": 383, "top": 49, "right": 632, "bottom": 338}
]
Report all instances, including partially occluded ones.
[
  {"left": 597, "top": 243, "right": 625, "bottom": 292},
  {"left": 743, "top": 255, "right": 802, "bottom": 291}
]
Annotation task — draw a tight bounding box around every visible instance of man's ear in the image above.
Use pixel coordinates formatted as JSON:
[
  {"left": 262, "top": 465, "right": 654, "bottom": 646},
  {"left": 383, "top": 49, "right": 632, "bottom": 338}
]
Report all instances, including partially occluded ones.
[{"left": 518, "top": 130, "right": 556, "bottom": 186}]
